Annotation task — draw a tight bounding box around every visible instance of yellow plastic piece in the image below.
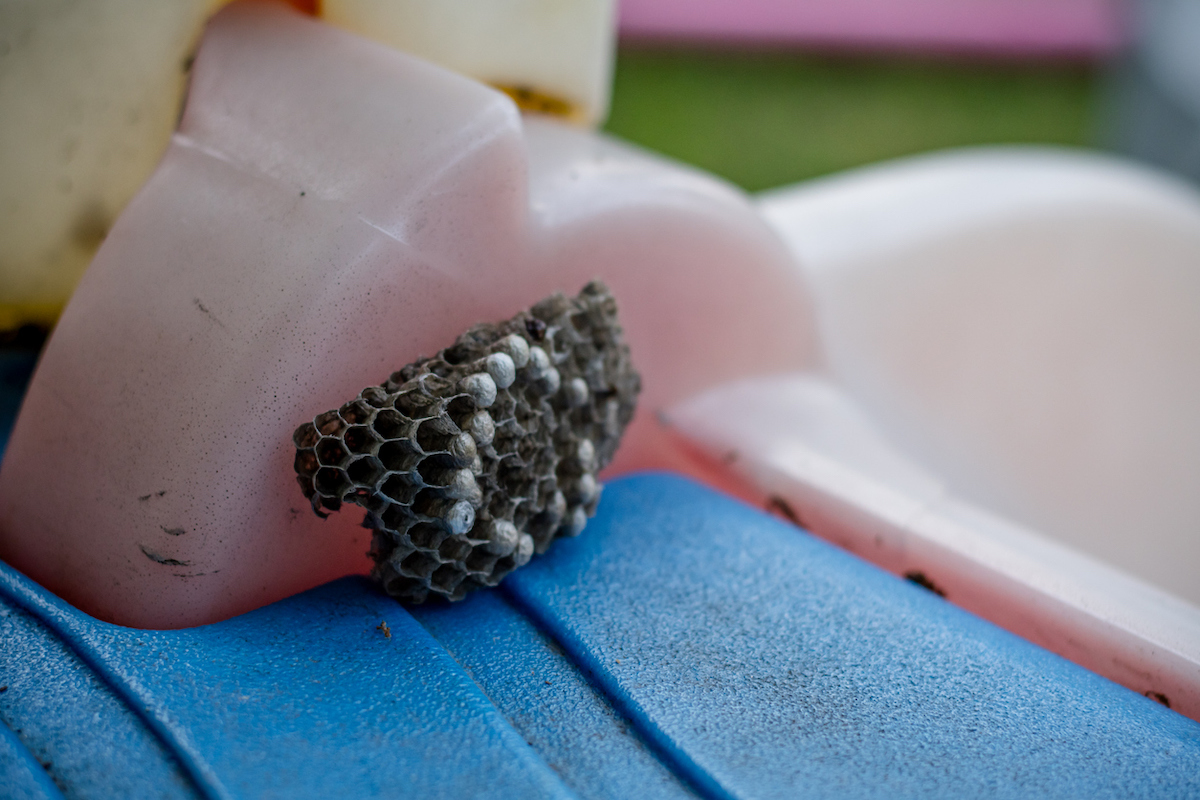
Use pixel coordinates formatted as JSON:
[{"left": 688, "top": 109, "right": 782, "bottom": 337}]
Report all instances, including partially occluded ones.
[{"left": 0, "top": 0, "right": 224, "bottom": 332}]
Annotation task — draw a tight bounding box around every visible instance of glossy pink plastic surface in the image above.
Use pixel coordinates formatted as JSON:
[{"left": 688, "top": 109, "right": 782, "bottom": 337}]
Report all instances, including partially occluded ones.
[{"left": 0, "top": 2, "right": 815, "bottom": 628}]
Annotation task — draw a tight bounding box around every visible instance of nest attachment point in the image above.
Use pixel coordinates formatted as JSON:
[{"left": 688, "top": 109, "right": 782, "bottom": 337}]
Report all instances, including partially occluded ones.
[{"left": 293, "top": 280, "right": 640, "bottom": 603}]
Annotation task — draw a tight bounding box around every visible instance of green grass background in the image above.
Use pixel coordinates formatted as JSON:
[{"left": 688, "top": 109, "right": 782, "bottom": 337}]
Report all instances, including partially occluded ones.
[{"left": 603, "top": 48, "right": 1098, "bottom": 192}]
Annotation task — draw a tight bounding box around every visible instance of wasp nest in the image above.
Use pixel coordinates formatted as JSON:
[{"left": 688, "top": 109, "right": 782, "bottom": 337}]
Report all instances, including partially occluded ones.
[{"left": 293, "top": 281, "right": 640, "bottom": 603}]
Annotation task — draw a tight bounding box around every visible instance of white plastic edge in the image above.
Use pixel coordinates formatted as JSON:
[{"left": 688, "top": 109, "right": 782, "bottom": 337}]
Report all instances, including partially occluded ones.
[{"left": 668, "top": 373, "right": 1200, "bottom": 723}]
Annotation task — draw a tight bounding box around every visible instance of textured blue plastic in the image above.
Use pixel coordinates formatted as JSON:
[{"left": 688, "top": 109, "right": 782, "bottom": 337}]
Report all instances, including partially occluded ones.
[
  {"left": 2, "top": 473, "right": 1200, "bottom": 799},
  {"left": 412, "top": 590, "right": 701, "bottom": 799},
  {"left": 0, "top": 598, "right": 193, "bottom": 797},
  {"left": 503, "top": 475, "right": 1200, "bottom": 799},
  {"left": 0, "top": 717, "right": 65, "bottom": 800},
  {"left": 0, "top": 568, "right": 573, "bottom": 800}
]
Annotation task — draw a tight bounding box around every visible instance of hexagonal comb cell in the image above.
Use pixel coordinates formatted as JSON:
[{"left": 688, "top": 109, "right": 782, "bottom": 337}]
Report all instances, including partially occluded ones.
[{"left": 293, "top": 281, "right": 640, "bottom": 603}]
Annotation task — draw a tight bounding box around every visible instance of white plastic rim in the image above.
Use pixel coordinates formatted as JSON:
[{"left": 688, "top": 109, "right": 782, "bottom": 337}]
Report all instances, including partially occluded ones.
[
  {"left": 759, "top": 147, "right": 1200, "bottom": 607},
  {"left": 668, "top": 374, "right": 1200, "bottom": 723},
  {"left": 667, "top": 146, "right": 1200, "bottom": 721}
]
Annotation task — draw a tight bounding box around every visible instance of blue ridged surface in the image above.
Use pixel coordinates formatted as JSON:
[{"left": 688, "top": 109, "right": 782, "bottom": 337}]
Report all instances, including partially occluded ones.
[
  {"left": 0, "top": 598, "right": 194, "bottom": 797},
  {"left": 2, "top": 473, "right": 1199, "bottom": 799},
  {"left": 412, "top": 590, "right": 700, "bottom": 799},
  {"left": 0, "top": 569, "right": 572, "bottom": 800},
  {"left": 506, "top": 475, "right": 1200, "bottom": 799},
  {"left": 0, "top": 717, "right": 65, "bottom": 800}
]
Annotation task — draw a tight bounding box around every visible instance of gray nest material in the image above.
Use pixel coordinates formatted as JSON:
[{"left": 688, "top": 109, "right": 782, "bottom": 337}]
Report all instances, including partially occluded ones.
[{"left": 293, "top": 281, "right": 640, "bottom": 603}]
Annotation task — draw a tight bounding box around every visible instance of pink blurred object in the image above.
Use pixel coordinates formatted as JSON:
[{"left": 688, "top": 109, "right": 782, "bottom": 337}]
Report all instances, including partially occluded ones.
[
  {"left": 618, "top": 0, "right": 1131, "bottom": 57},
  {"left": 0, "top": 1, "right": 813, "bottom": 629}
]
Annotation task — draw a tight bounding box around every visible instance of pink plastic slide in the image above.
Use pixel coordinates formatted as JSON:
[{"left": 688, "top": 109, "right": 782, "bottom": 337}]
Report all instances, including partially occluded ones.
[{"left": 618, "top": 0, "right": 1129, "bottom": 57}]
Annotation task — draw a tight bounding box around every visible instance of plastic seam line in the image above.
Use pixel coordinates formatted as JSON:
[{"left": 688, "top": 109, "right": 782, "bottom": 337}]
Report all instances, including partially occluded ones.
[
  {"left": 498, "top": 582, "right": 739, "bottom": 800},
  {"left": 0, "top": 567, "right": 229, "bottom": 800},
  {"left": 0, "top": 714, "right": 69, "bottom": 800}
]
